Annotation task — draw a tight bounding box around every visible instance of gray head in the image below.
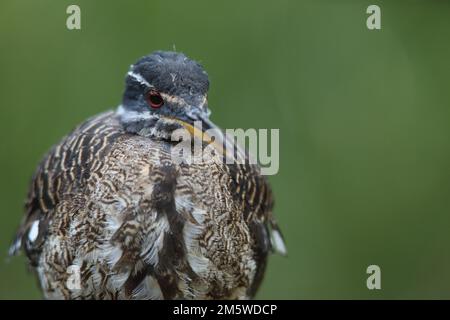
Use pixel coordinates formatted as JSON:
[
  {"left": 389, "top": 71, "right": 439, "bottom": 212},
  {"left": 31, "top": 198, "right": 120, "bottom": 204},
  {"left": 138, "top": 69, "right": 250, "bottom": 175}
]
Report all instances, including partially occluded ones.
[{"left": 118, "top": 51, "right": 212, "bottom": 134}]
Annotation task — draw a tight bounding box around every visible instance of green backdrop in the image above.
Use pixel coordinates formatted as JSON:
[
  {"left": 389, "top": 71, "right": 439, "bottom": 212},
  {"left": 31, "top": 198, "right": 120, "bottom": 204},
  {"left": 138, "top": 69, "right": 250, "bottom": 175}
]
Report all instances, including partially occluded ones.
[{"left": 1, "top": 0, "right": 450, "bottom": 299}]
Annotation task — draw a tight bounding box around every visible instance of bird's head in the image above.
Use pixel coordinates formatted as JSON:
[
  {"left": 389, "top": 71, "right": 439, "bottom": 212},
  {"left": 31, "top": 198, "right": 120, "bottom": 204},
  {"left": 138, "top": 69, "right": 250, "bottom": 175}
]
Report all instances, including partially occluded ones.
[{"left": 118, "top": 51, "right": 215, "bottom": 137}]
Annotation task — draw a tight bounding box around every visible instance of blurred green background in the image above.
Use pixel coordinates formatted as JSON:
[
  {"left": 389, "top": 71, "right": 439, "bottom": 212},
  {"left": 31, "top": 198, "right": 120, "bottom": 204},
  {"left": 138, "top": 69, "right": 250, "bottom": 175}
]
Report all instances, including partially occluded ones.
[{"left": 1, "top": 0, "right": 450, "bottom": 299}]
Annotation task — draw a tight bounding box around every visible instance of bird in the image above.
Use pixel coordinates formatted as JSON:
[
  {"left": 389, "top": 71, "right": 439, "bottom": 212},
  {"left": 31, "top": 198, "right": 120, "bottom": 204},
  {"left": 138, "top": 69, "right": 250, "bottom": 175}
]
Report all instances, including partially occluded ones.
[{"left": 9, "top": 51, "right": 286, "bottom": 300}]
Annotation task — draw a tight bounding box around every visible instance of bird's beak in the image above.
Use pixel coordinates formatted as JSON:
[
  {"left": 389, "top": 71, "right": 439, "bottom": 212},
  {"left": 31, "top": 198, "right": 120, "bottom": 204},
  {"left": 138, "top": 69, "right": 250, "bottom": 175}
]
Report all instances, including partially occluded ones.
[
  {"left": 174, "top": 107, "right": 246, "bottom": 163},
  {"left": 174, "top": 107, "right": 226, "bottom": 149}
]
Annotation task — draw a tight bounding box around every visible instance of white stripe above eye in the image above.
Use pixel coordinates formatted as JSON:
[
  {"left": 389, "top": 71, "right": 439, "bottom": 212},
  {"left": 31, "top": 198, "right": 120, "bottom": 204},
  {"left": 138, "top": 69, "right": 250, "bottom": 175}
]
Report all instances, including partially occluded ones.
[{"left": 127, "top": 71, "right": 151, "bottom": 88}]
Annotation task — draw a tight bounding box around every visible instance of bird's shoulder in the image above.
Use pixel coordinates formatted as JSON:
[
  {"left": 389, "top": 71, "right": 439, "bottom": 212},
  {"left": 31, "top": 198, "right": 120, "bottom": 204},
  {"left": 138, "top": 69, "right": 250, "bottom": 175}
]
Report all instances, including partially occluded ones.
[{"left": 9, "top": 111, "right": 138, "bottom": 258}]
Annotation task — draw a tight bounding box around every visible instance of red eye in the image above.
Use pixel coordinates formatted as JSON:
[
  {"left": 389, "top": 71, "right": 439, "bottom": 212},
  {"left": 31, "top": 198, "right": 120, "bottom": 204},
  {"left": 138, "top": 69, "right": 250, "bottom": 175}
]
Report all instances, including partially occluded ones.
[{"left": 146, "top": 90, "right": 164, "bottom": 108}]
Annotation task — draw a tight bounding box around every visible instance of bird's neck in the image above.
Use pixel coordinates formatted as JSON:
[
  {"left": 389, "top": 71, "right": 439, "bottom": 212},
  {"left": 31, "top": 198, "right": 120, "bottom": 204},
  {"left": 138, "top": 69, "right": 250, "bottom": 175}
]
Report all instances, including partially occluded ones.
[{"left": 116, "top": 105, "right": 184, "bottom": 141}]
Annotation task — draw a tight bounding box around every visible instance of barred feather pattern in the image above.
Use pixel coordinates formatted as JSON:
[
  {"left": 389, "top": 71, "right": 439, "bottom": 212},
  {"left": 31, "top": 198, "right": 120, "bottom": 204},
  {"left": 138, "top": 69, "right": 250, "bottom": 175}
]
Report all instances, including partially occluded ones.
[{"left": 10, "top": 111, "right": 281, "bottom": 300}]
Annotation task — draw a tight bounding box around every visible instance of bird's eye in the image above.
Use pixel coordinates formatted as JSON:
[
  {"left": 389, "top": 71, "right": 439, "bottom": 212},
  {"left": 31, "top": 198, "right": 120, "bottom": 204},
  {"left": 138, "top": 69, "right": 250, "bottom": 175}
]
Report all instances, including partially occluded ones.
[{"left": 146, "top": 90, "right": 164, "bottom": 109}]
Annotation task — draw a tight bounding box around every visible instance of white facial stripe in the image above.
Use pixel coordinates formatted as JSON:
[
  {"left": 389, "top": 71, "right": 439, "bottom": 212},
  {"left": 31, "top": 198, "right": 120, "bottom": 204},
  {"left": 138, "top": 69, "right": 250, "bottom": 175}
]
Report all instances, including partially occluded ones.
[
  {"left": 126, "top": 72, "right": 207, "bottom": 109},
  {"left": 116, "top": 105, "right": 155, "bottom": 123},
  {"left": 127, "top": 71, "right": 151, "bottom": 88}
]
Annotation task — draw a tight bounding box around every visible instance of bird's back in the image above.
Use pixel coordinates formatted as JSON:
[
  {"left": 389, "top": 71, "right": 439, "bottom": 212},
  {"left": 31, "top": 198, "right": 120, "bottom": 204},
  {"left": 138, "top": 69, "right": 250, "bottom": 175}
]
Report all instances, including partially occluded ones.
[{"left": 11, "top": 111, "right": 278, "bottom": 299}]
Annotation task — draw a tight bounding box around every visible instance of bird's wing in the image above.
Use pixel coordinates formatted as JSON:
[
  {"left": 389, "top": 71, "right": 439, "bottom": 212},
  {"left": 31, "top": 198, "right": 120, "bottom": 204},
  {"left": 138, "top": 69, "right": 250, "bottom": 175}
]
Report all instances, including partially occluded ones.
[
  {"left": 226, "top": 163, "right": 286, "bottom": 255},
  {"left": 9, "top": 110, "right": 285, "bottom": 299},
  {"left": 9, "top": 111, "right": 119, "bottom": 263}
]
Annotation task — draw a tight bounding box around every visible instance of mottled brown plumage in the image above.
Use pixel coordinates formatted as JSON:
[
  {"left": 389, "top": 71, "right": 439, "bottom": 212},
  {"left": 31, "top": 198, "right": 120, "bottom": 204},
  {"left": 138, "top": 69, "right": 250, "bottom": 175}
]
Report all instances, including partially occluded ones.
[{"left": 10, "top": 51, "right": 285, "bottom": 299}]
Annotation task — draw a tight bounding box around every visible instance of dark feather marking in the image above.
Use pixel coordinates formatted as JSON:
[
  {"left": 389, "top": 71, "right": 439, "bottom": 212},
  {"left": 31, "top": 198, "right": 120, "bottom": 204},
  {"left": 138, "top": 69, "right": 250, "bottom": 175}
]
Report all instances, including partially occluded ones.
[{"left": 149, "top": 164, "right": 198, "bottom": 299}]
